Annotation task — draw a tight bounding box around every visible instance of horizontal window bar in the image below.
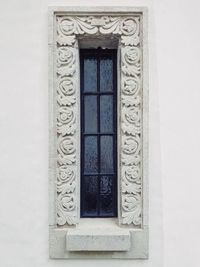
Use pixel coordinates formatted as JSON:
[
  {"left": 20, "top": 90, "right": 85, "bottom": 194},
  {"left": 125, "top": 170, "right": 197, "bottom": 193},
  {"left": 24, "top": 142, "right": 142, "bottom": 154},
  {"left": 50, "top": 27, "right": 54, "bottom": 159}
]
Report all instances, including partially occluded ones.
[
  {"left": 82, "top": 92, "right": 114, "bottom": 95},
  {"left": 82, "top": 133, "right": 117, "bottom": 136},
  {"left": 80, "top": 215, "right": 116, "bottom": 218},
  {"left": 83, "top": 173, "right": 115, "bottom": 176}
]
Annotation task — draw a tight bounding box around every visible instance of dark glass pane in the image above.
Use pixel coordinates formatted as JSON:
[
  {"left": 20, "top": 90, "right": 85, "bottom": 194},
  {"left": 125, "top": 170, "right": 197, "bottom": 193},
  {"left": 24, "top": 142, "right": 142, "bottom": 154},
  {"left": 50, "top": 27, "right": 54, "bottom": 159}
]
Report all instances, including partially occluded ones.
[
  {"left": 84, "top": 57, "right": 97, "bottom": 92},
  {"left": 100, "top": 176, "right": 114, "bottom": 216},
  {"left": 100, "top": 57, "right": 113, "bottom": 92},
  {"left": 81, "top": 49, "right": 117, "bottom": 218},
  {"left": 84, "top": 96, "right": 97, "bottom": 133},
  {"left": 100, "top": 136, "right": 113, "bottom": 173},
  {"left": 100, "top": 95, "right": 113, "bottom": 132},
  {"left": 82, "top": 176, "right": 98, "bottom": 216},
  {"left": 84, "top": 136, "right": 98, "bottom": 173}
]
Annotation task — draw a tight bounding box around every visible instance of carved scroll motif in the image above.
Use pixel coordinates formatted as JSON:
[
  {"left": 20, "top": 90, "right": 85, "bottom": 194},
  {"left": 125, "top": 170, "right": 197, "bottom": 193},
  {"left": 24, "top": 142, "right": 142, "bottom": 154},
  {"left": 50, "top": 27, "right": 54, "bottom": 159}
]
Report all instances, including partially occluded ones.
[
  {"left": 56, "top": 15, "right": 142, "bottom": 226},
  {"left": 56, "top": 44, "right": 77, "bottom": 225},
  {"left": 121, "top": 42, "right": 142, "bottom": 225}
]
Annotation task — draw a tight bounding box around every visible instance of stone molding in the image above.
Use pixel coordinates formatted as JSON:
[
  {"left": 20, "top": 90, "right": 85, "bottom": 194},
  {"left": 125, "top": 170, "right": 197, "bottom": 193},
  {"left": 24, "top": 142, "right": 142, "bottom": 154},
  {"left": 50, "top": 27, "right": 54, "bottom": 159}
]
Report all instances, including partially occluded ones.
[
  {"left": 49, "top": 6, "right": 148, "bottom": 259},
  {"left": 55, "top": 14, "right": 143, "bottom": 227}
]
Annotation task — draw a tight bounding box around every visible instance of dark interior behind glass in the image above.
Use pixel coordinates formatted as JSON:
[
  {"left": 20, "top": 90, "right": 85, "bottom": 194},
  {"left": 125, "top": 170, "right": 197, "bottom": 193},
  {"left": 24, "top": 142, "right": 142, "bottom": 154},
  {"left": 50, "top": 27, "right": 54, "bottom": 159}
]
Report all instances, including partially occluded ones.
[{"left": 80, "top": 48, "right": 117, "bottom": 217}]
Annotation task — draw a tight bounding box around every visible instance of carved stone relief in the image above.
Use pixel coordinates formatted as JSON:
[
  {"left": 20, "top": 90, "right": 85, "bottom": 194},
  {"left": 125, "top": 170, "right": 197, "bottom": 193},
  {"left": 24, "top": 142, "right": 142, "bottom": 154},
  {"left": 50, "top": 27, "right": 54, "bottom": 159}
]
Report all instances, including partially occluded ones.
[{"left": 55, "top": 15, "right": 142, "bottom": 227}]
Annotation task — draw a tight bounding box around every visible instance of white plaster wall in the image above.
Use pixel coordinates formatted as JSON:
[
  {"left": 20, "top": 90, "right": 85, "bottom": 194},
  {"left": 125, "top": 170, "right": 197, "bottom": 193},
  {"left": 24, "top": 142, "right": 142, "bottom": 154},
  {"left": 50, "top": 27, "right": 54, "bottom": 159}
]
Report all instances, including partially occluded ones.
[{"left": 0, "top": 0, "right": 199, "bottom": 267}]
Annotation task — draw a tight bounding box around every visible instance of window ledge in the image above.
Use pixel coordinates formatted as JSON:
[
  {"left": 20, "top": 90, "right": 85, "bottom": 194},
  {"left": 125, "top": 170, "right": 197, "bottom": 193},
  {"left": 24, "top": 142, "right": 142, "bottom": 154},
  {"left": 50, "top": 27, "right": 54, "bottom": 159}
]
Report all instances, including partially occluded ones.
[
  {"left": 49, "top": 225, "right": 148, "bottom": 259},
  {"left": 66, "top": 219, "right": 130, "bottom": 251},
  {"left": 66, "top": 228, "right": 130, "bottom": 251}
]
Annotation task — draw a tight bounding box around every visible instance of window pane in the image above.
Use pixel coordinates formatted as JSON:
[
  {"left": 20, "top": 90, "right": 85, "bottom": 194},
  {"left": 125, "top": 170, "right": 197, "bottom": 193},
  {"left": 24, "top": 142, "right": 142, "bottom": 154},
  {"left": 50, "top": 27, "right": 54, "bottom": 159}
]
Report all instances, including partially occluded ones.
[
  {"left": 100, "top": 136, "right": 113, "bottom": 173},
  {"left": 100, "top": 176, "right": 115, "bottom": 216},
  {"left": 82, "top": 176, "right": 98, "bottom": 216},
  {"left": 100, "top": 57, "right": 113, "bottom": 92},
  {"left": 84, "top": 96, "right": 97, "bottom": 133},
  {"left": 80, "top": 49, "right": 117, "bottom": 218},
  {"left": 100, "top": 95, "right": 113, "bottom": 132},
  {"left": 84, "top": 136, "right": 98, "bottom": 173},
  {"left": 84, "top": 57, "right": 97, "bottom": 92}
]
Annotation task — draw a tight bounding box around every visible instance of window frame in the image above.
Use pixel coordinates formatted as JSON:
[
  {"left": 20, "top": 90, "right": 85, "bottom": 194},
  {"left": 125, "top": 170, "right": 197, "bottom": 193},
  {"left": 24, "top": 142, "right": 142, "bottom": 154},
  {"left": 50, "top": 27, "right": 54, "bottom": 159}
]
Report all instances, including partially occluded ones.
[
  {"left": 80, "top": 48, "right": 118, "bottom": 218},
  {"left": 49, "top": 6, "right": 148, "bottom": 259}
]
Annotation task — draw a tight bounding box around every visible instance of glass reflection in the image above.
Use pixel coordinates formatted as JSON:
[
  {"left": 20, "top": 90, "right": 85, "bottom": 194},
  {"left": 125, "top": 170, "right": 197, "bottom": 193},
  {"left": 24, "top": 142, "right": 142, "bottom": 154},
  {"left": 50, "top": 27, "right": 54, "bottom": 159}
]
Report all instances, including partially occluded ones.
[
  {"left": 100, "top": 136, "right": 113, "bottom": 173},
  {"left": 84, "top": 57, "right": 97, "bottom": 92},
  {"left": 84, "top": 96, "right": 97, "bottom": 133},
  {"left": 100, "top": 58, "right": 113, "bottom": 92},
  {"left": 100, "top": 95, "right": 113, "bottom": 132},
  {"left": 84, "top": 136, "right": 98, "bottom": 173}
]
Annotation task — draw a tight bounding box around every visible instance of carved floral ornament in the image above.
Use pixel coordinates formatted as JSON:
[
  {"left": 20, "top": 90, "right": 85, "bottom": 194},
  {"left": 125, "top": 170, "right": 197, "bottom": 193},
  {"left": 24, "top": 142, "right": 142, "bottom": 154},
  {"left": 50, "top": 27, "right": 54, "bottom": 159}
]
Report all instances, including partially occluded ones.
[{"left": 55, "top": 15, "right": 143, "bottom": 227}]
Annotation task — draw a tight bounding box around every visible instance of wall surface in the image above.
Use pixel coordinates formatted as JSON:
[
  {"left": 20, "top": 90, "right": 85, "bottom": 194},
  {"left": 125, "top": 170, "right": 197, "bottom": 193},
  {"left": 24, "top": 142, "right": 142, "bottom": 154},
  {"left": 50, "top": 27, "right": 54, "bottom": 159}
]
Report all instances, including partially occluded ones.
[{"left": 0, "top": 1, "right": 199, "bottom": 267}]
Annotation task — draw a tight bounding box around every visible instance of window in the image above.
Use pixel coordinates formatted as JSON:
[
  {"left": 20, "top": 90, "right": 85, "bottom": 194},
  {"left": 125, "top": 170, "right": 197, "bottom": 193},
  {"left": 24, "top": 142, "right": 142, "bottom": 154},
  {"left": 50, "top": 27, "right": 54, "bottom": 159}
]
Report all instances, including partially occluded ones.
[
  {"left": 80, "top": 49, "right": 117, "bottom": 218},
  {"left": 49, "top": 6, "right": 148, "bottom": 259}
]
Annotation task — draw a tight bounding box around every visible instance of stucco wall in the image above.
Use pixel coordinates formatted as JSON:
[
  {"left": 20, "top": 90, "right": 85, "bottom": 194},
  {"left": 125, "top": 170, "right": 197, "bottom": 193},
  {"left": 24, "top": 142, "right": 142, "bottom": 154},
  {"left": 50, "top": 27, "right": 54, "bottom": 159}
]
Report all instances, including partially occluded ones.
[{"left": 0, "top": 1, "right": 199, "bottom": 267}]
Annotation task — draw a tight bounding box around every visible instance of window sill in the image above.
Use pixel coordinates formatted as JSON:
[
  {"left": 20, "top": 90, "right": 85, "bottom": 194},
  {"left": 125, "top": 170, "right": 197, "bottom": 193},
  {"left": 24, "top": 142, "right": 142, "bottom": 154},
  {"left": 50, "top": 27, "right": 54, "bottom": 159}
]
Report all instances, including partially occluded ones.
[
  {"left": 66, "top": 218, "right": 130, "bottom": 251},
  {"left": 66, "top": 229, "right": 130, "bottom": 251},
  {"left": 49, "top": 219, "right": 148, "bottom": 258}
]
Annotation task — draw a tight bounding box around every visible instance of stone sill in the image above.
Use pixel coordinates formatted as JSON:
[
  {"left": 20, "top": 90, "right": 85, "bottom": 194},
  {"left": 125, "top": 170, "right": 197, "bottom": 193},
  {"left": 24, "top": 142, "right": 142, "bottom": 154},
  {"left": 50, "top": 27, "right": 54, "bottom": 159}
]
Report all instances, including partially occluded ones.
[{"left": 66, "top": 218, "right": 130, "bottom": 251}]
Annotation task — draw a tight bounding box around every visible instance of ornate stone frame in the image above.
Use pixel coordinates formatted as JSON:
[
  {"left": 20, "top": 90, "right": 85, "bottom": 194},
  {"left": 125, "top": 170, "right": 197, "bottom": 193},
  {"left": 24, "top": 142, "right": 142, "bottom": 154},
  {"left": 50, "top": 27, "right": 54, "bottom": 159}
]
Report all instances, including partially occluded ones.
[{"left": 49, "top": 6, "right": 148, "bottom": 259}]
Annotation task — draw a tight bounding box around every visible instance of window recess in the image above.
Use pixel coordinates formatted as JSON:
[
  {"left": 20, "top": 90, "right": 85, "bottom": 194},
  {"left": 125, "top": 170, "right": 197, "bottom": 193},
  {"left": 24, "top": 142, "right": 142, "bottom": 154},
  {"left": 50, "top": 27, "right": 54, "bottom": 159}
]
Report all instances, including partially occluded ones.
[{"left": 80, "top": 49, "right": 117, "bottom": 218}]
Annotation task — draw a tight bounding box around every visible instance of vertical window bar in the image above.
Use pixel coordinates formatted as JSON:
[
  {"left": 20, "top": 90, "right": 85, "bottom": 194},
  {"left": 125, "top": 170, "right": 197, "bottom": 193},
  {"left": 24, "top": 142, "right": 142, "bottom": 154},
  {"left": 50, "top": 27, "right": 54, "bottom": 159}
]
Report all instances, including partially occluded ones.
[
  {"left": 113, "top": 51, "right": 117, "bottom": 215},
  {"left": 97, "top": 50, "right": 101, "bottom": 216},
  {"left": 80, "top": 53, "right": 84, "bottom": 215}
]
